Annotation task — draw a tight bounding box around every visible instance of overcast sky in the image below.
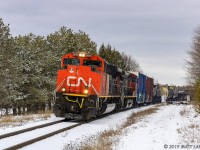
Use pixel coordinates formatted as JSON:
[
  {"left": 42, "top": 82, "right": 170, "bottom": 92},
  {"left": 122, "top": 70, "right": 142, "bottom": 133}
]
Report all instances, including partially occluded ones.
[{"left": 1, "top": 0, "right": 200, "bottom": 86}]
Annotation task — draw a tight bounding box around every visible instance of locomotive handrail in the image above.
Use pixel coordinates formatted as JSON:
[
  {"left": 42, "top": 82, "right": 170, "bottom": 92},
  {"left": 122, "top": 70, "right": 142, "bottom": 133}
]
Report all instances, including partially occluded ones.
[
  {"left": 53, "top": 78, "right": 66, "bottom": 104},
  {"left": 91, "top": 84, "right": 99, "bottom": 96},
  {"left": 54, "top": 78, "right": 66, "bottom": 93}
]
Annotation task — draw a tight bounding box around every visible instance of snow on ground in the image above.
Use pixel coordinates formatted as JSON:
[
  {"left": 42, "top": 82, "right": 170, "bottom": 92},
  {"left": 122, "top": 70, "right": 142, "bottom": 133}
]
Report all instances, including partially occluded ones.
[
  {"left": 0, "top": 122, "right": 77, "bottom": 150},
  {"left": 0, "top": 115, "right": 63, "bottom": 135},
  {"left": 20, "top": 105, "right": 156, "bottom": 150},
  {"left": 1, "top": 104, "right": 199, "bottom": 150},
  {"left": 0, "top": 108, "right": 13, "bottom": 116},
  {"left": 116, "top": 104, "right": 200, "bottom": 150}
]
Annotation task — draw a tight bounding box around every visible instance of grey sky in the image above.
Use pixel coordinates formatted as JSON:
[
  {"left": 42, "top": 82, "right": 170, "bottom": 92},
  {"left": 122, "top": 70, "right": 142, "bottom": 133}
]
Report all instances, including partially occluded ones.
[{"left": 1, "top": 0, "right": 200, "bottom": 85}]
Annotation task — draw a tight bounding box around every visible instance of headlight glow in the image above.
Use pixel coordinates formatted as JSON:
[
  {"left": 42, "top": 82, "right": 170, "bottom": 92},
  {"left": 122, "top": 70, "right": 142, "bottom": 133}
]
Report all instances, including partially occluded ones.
[
  {"left": 79, "top": 53, "right": 85, "bottom": 57},
  {"left": 62, "top": 88, "right": 66, "bottom": 92},
  {"left": 84, "top": 89, "right": 88, "bottom": 94}
]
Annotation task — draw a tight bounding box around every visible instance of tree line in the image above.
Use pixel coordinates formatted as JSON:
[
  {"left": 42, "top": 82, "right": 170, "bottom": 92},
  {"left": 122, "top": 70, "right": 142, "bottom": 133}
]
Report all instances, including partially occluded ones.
[
  {"left": 0, "top": 18, "right": 141, "bottom": 115},
  {"left": 187, "top": 26, "right": 200, "bottom": 110}
]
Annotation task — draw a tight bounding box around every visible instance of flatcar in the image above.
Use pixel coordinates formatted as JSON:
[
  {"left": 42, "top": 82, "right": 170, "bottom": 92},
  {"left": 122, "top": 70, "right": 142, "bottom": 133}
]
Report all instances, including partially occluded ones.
[{"left": 53, "top": 52, "right": 154, "bottom": 120}]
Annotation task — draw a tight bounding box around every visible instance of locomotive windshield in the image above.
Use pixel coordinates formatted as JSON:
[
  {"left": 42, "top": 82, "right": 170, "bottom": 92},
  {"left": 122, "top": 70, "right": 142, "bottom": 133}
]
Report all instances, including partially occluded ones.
[
  {"left": 64, "top": 58, "right": 80, "bottom": 65},
  {"left": 83, "top": 60, "right": 102, "bottom": 67}
]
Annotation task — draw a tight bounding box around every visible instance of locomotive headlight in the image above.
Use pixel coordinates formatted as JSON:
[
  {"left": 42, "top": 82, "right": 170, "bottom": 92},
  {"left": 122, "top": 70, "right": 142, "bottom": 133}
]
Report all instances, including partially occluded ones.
[
  {"left": 83, "top": 89, "right": 88, "bottom": 94},
  {"left": 62, "top": 88, "right": 66, "bottom": 92},
  {"left": 79, "top": 53, "right": 85, "bottom": 57}
]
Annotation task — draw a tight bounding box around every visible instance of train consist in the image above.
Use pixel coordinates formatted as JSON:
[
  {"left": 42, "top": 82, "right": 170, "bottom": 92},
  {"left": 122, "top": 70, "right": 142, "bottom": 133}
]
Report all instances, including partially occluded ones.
[
  {"left": 53, "top": 52, "right": 183, "bottom": 120},
  {"left": 153, "top": 84, "right": 190, "bottom": 103}
]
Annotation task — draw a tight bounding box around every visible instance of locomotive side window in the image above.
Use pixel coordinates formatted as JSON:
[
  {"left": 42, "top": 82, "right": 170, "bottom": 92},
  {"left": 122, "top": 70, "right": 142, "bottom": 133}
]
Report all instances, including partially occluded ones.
[
  {"left": 64, "top": 58, "right": 80, "bottom": 66},
  {"left": 83, "top": 60, "right": 102, "bottom": 67}
]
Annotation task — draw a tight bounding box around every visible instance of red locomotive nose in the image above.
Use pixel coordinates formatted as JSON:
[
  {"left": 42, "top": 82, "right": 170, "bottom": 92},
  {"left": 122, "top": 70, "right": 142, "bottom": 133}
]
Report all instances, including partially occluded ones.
[{"left": 56, "top": 64, "right": 99, "bottom": 95}]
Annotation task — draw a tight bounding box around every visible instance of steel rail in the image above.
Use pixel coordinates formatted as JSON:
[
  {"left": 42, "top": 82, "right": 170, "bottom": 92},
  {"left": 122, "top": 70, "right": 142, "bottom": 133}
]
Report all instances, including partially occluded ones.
[
  {"left": 4, "top": 123, "right": 82, "bottom": 150},
  {"left": 0, "top": 119, "right": 65, "bottom": 140}
]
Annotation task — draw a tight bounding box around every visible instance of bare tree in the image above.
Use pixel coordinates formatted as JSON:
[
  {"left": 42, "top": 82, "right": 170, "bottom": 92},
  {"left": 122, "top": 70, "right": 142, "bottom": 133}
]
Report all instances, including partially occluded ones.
[
  {"left": 121, "top": 52, "right": 142, "bottom": 72},
  {"left": 186, "top": 26, "right": 200, "bottom": 85},
  {"left": 186, "top": 26, "right": 200, "bottom": 108}
]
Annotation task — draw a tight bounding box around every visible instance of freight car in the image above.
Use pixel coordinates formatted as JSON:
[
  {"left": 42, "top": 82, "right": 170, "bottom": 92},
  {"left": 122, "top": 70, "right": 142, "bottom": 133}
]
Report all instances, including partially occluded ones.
[
  {"left": 131, "top": 72, "right": 154, "bottom": 105},
  {"left": 53, "top": 52, "right": 154, "bottom": 120},
  {"left": 153, "top": 84, "right": 162, "bottom": 103},
  {"left": 166, "top": 86, "right": 186, "bottom": 103}
]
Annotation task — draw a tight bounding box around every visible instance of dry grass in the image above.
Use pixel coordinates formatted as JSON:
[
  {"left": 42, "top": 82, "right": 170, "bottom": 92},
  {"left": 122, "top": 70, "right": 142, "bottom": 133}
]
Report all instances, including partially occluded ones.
[
  {"left": 64, "top": 129, "right": 122, "bottom": 150},
  {"left": 154, "top": 103, "right": 167, "bottom": 107},
  {"left": 180, "top": 108, "right": 189, "bottom": 116},
  {"left": 177, "top": 123, "right": 200, "bottom": 144},
  {"left": 64, "top": 106, "right": 160, "bottom": 150},
  {"left": 188, "top": 124, "right": 199, "bottom": 129},
  {"left": 82, "top": 129, "right": 121, "bottom": 150},
  {"left": 191, "top": 100, "right": 200, "bottom": 113},
  {"left": 177, "top": 128, "right": 181, "bottom": 134},
  {"left": 122, "top": 107, "right": 159, "bottom": 128},
  {"left": 0, "top": 110, "right": 52, "bottom": 128},
  {"left": 35, "top": 110, "right": 52, "bottom": 120}
]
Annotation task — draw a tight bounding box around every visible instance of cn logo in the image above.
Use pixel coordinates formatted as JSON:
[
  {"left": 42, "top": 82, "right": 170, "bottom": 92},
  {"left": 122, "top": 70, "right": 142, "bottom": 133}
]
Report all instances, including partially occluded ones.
[{"left": 67, "top": 76, "right": 92, "bottom": 87}]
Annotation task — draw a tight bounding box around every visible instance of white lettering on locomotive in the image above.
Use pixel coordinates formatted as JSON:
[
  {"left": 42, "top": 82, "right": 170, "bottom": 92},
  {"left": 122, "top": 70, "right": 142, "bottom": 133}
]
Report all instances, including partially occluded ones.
[
  {"left": 67, "top": 76, "right": 92, "bottom": 87},
  {"left": 69, "top": 67, "right": 74, "bottom": 73}
]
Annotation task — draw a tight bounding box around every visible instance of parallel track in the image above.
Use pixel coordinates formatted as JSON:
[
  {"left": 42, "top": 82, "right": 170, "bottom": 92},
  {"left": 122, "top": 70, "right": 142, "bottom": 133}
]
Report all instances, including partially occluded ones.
[
  {"left": 0, "top": 119, "right": 65, "bottom": 140},
  {"left": 3, "top": 123, "right": 83, "bottom": 150},
  {"left": 2, "top": 104, "right": 157, "bottom": 150},
  {"left": 2, "top": 112, "right": 120, "bottom": 150}
]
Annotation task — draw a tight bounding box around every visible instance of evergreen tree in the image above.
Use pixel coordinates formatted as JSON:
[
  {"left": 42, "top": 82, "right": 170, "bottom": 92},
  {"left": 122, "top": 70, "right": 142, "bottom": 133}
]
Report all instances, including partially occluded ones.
[
  {"left": 0, "top": 18, "right": 17, "bottom": 114},
  {"left": 46, "top": 27, "right": 97, "bottom": 77},
  {"left": 98, "top": 43, "right": 106, "bottom": 59},
  {"left": 98, "top": 44, "right": 141, "bottom": 72},
  {"left": 14, "top": 34, "right": 49, "bottom": 113}
]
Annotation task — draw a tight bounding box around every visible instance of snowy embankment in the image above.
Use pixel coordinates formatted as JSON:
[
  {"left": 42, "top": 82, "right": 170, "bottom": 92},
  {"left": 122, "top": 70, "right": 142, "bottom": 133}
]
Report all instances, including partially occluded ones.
[
  {"left": 20, "top": 104, "right": 200, "bottom": 150},
  {"left": 117, "top": 104, "right": 200, "bottom": 150},
  {"left": 1, "top": 104, "right": 199, "bottom": 150}
]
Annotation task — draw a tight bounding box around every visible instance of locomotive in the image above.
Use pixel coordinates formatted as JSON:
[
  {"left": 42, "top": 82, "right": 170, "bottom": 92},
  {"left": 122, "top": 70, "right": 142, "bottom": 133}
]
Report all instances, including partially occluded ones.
[{"left": 53, "top": 52, "right": 154, "bottom": 120}]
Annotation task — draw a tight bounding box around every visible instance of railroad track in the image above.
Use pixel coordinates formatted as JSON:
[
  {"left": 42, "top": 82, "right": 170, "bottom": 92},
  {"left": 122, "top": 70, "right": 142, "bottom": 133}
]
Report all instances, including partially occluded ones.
[
  {"left": 2, "top": 122, "right": 83, "bottom": 150},
  {"left": 1, "top": 112, "right": 120, "bottom": 150},
  {"left": 0, "top": 119, "right": 65, "bottom": 140},
  {"left": 1, "top": 104, "right": 157, "bottom": 150}
]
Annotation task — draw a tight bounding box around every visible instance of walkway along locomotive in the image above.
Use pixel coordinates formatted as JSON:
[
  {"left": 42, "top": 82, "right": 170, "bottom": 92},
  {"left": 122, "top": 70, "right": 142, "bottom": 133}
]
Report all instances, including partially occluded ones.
[{"left": 53, "top": 52, "right": 154, "bottom": 120}]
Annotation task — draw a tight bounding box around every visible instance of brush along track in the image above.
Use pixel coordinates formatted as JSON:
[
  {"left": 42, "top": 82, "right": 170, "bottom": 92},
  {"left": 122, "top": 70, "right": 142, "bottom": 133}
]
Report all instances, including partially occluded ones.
[{"left": 0, "top": 119, "right": 65, "bottom": 140}]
